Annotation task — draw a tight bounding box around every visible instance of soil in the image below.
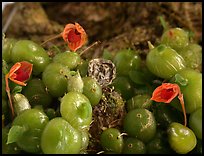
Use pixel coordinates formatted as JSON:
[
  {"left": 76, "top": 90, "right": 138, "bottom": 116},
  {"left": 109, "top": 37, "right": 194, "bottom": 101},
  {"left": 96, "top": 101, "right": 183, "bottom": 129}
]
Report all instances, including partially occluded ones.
[{"left": 3, "top": 2, "right": 202, "bottom": 59}]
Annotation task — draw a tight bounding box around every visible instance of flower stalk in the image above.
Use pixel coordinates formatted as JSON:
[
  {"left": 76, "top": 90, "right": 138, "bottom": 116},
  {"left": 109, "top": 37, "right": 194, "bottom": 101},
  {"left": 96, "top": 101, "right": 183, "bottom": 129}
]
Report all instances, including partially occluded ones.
[
  {"left": 41, "top": 22, "right": 87, "bottom": 52},
  {"left": 5, "top": 61, "right": 33, "bottom": 119},
  {"left": 151, "top": 83, "right": 187, "bottom": 126}
]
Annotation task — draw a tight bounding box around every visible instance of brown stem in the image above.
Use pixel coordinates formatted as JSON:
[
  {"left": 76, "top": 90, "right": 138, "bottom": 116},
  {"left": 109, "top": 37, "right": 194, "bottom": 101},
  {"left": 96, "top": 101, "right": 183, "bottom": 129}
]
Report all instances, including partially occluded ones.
[
  {"left": 5, "top": 74, "right": 15, "bottom": 120},
  {"left": 41, "top": 33, "right": 62, "bottom": 46},
  {"left": 178, "top": 93, "right": 187, "bottom": 127},
  {"left": 79, "top": 41, "right": 101, "bottom": 56}
]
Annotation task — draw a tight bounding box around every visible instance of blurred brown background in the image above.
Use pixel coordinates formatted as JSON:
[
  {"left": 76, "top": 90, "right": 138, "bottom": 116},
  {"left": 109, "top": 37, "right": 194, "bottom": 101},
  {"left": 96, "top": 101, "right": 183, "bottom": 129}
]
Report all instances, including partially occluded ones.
[{"left": 2, "top": 2, "right": 202, "bottom": 58}]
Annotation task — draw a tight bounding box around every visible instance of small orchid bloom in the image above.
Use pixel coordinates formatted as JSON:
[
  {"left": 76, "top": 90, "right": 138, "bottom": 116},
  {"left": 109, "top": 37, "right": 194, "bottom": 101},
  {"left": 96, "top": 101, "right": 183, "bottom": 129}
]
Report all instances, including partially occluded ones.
[
  {"left": 5, "top": 61, "right": 33, "bottom": 118},
  {"left": 41, "top": 22, "right": 87, "bottom": 52},
  {"left": 6, "top": 61, "right": 33, "bottom": 86},
  {"left": 151, "top": 83, "right": 187, "bottom": 127},
  {"left": 62, "top": 22, "right": 87, "bottom": 52}
]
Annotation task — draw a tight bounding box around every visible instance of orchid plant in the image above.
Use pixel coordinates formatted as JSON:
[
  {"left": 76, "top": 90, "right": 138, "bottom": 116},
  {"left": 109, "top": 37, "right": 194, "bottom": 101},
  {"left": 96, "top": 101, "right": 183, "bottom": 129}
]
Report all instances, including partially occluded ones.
[
  {"left": 151, "top": 83, "right": 187, "bottom": 126},
  {"left": 5, "top": 61, "right": 33, "bottom": 118}
]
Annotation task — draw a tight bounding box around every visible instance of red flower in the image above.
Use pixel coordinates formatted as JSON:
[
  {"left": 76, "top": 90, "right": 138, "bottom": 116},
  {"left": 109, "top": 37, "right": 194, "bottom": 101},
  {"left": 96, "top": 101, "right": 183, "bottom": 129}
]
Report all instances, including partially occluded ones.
[
  {"left": 7, "top": 61, "right": 33, "bottom": 86},
  {"left": 5, "top": 61, "right": 33, "bottom": 118},
  {"left": 151, "top": 83, "right": 187, "bottom": 126},
  {"left": 62, "top": 22, "right": 87, "bottom": 52}
]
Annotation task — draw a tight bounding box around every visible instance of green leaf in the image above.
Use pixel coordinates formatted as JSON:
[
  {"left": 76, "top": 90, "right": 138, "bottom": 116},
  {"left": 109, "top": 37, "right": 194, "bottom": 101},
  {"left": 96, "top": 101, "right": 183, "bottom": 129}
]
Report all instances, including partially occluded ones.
[
  {"left": 12, "top": 86, "right": 23, "bottom": 94},
  {"left": 159, "top": 15, "right": 169, "bottom": 32},
  {"left": 7, "top": 125, "right": 27, "bottom": 144}
]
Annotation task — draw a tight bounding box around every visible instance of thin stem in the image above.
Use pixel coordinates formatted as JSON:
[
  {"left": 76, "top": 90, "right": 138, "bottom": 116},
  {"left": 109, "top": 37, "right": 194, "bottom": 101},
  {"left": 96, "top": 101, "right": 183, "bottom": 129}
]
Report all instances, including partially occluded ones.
[
  {"left": 79, "top": 41, "right": 101, "bottom": 56},
  {"left": 5, "top": 74, "right": 15, "bottom": 120},
  {"left": 41, "top": 33, "right": 62, "bottom": 46},
  {"left": 178, "top": 93, "right": 187, "bottom": 127},
  {"left": 159, "top": 15, "right": 168, "bottom": 32}
]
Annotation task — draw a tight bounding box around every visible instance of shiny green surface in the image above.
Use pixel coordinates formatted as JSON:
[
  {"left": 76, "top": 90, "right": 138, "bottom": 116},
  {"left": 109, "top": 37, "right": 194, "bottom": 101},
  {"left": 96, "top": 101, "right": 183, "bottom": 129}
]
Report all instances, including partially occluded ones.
[
  {"left": 41, "top": 117, "right": 82, "bottom": 154},
  {"left": 123, "top": 108, "right": 156, "bottom": 143},
  {"left": 161, "top": 27, "right": 189, "bottom": 51},
  {"left": 53, "top": 51, "right": 81, "bottom": 70},
  {"left": 11, "top": 40, "right": 50, "bottom": 75},
  {"left": 12, "top": 109, "right": 49, "bottom": 153},
  {"left": 100, "top": 128, "right": 123, "bottom": 153},
  {"left": 146, "top": 44, "right": 186, "bottom": 79},
  {"left": 167, "top": 122, "right": 197, "bottom": 154},
  {"left": 42, "top": 63, "right": 70, "bottom": 97},
  {"left": 82, "top": 77, "right": 102, "bottom": 107},
  {"left": 60, "top": 91, "right": 92, "bottom": 130},
  {"left": 113, "top": 49, "right": 141, "bottom": 76}
]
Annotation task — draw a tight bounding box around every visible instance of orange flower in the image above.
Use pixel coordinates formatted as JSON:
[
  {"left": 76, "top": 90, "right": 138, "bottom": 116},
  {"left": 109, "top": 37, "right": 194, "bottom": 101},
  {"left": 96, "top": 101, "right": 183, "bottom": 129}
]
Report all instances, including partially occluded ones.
[
  {"left": 7, "top": 61, "right": 33, "bottom": 86},
  {"left": 5, "top": 61, "right": 33, "bottom": 118},
  {"left": 62, "top": 22, "right": 87, "bottom": 52},
  {"left": 41, "top": 22, "right": 87, "bottom": 52},
  {"left": 151, "top": 83, "right": 187, "bottom": 126}
]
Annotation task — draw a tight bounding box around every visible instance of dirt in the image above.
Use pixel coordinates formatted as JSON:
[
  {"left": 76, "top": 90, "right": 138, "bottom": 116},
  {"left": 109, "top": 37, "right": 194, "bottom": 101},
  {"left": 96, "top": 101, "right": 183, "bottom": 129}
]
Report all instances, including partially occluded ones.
[{"left": 3, "top": 2, "right": 202, "bottom": 59}]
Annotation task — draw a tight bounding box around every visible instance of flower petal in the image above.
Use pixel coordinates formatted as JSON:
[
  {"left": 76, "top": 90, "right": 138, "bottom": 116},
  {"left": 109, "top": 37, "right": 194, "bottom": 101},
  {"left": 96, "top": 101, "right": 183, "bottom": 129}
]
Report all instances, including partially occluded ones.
[
  {"left": 151, "top": 83, "right": 187, "bottom": 126},
  {"left": 62, "top": 22, "right": 87, "bottom": 52},
  {"left": 62, "top": 23, "right": 75, "bottom": 42},
  {"left": 8, "top": 62, "right": 21, "bottom": 77},
  {"left": 67, "top": 29, "right": 81, "bottom": 43},
  {"left": 68, "top": 40, "right": 81, "bottom": 52},
  {"left": 150, "top": 83, "right": 179, "bottom": 103},
  {"left": 15, "top": 61, "right": 33, "bottom": 82},
  {"left": 8, "top": 61, "right": 33, "bottom": 86},
  {"left": 75, "top": 22, "right": 87, "bottom": 43}
]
